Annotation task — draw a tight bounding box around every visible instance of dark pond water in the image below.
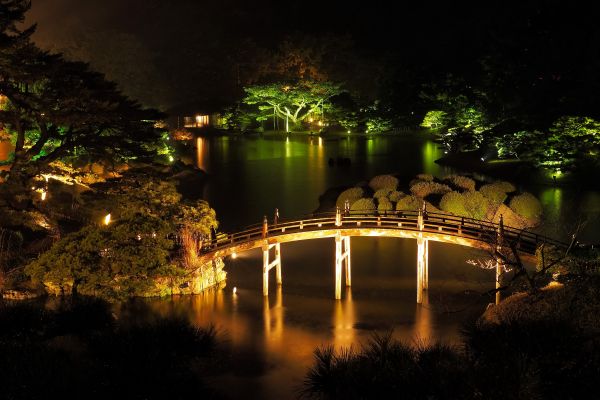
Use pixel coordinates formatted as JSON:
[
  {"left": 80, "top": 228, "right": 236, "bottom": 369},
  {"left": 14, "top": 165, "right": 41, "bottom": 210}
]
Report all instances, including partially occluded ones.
[
  {"left": 2, "top": 134, "right": 599, "bottom": 399},
  {"left": 153, "top": 134, "right": 600, "bottom": 398}
]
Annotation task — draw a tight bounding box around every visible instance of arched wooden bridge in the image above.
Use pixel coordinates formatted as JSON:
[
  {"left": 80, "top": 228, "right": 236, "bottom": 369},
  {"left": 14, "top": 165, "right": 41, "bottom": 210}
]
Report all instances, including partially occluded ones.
[{"left": 200, "top": 209, "right": 567, "bottom": 304}]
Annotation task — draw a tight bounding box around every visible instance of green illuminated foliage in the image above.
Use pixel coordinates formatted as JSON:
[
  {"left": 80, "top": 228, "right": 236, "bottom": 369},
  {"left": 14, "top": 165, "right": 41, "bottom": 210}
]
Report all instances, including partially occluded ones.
[
  {"left": 396, "top": 195, "right": 421, "bottom": 211},
  {"left": 439, "top": 192, "right": 468, "bottom": 216},
  {"left": 420, "top": 110, "right": 448, "bottom": 129},
  {"left": 373, "top": 188, "right": 394, "bottom": 199},
  {"left": 365, "top": 116, "right": 393, "bottom": 134},
  {"left": 389, "top": 191, "right": 406, "bottom": 203},
  {"left": 509, "top": 193, "right": 543, "bottom": 220},
  {"left": 377, "top": 197, "right": 393, "bottom": 212},
  {"left": 440, "top": 191, "right": 489, "bottom": 220},
  {"left": 480, "top": 181, "right": 515, "bottom": 205},
  {"left": 336, "top": 187, "right": 364, "bottom": 208},
  {"left": 0, "top": 5, "right": 164, "bottom": 188},
  {"left": 242, "top": 81, "right": 343, "bottom": 131},
  {"left": 350, "top": 198, "right": 375, "bottom": 213}
]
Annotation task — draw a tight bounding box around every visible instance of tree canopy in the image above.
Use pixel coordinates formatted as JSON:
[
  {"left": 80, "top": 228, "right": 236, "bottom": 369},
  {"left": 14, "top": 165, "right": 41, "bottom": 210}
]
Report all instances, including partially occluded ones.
[
  {"left": 242, "top": 80, "right": 343, "bottom": 131},
  {"left": 0, "top": 0, "right": 164, "bottom": 188}
]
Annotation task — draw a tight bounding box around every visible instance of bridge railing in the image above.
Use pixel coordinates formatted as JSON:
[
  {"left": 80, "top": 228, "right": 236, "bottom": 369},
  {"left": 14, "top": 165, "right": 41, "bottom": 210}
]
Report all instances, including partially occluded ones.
[{"left": 204, "top": 210, "right": 568, "bottom": 255}]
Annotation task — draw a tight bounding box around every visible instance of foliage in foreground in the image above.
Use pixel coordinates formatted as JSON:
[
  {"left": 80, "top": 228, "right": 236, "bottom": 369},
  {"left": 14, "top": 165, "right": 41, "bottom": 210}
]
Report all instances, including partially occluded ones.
[
  {"left": 303, "top": 304, "right": 600, "bottom": 399},
  {"left": 0, "top": 297, "right": 222, "bottom": 399}
]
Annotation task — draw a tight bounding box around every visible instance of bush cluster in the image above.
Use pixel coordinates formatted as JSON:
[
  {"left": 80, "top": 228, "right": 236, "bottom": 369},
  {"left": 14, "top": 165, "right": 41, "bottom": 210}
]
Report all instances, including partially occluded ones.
[
  {"left": 480, "top": 181, "right": 516, "bottom": 205},
  {"left": 368, "top": 175, "right": 398, "bottom": 191},
  {"left": 350, "top": 198, "right": 376, "bottom": 213},
  {"left": 410, "top": 181, "right": 451, "bottom": 198},
  {"left": 373, "top": 188, "right": 393, "bottom": 199},
  {"left": 444, "top": 175, "right": 476, "bottom": 191},
  {"left": 510, "top": 192, "right": 543, "bottom": 220},
  {"left": 336, "top": 187, "right": 364, "bottom": 208},
  {"left": 440, "top": 191, "right": 489, "bottom": 219},
  {"left": 396, "top": 195, "right": 421, "bottom": 211},
  {"left": 377, "top": 197, "right": 393, "bottom": 212},
  {"left": 389, "top": 190, "right": 406, "bottom": 202}
]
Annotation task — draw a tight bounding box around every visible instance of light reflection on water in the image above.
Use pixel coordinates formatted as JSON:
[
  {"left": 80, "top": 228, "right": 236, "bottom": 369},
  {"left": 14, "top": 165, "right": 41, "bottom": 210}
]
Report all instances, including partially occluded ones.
[{"left": 165, "top": 133, "right": 600, "bottom": 398}]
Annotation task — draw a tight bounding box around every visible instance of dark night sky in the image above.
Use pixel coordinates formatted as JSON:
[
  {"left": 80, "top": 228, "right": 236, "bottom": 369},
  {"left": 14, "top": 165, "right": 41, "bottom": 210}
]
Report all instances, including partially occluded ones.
[{"left": 23, "top": 0, "right": 600, "bottom": 111}]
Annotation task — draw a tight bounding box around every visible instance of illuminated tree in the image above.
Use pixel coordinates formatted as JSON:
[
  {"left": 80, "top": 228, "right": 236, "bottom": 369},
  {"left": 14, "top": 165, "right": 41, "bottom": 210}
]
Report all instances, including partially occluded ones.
[
  {"left": 420, "top": 110, "right": 448, "bottom": 129},
  {"left": 0, "top": 3, "right": 164, "bottom": 193},
  {"left": 242, "top": 80, "right": 343, "bottom": 132}
]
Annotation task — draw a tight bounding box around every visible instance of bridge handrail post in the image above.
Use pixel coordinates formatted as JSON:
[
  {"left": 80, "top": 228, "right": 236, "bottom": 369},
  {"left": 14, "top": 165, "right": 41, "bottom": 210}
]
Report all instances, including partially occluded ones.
[{"left": 262, "top": 216, "right": 268, "bottom": 239}]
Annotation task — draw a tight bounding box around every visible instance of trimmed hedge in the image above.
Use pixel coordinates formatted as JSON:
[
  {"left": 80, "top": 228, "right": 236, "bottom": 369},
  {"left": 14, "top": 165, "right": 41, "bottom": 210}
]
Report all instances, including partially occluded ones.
[
  {"left": 351, "top": 198, "right": 376, "bottom": 213},
  {"left": 440, "top": 192, "right": 468, "bottom": 216},
  {"left": 396, "top": 195, "right": 422, "bottom": 211},
  {"left": 369, "top": 175, "right": 399, "bottom": 191},
  {"left": 444, "top": 175, "right": 476, "bottom": 192},
  {"left": 510, "top": 193, "right": 543, "bottom": 219},
  {"left": 377, "top": 197, "right": 393, "bottom": 212},
  {"left": 389, "top": 191, "right": 406, "bottom": 202},
  {"left": 336, "top": 187, "right": 364, "bottom": 208},
  {"left": 416, "top": 173, "right": 434, "bottom": 182},
  {"left": 374, "top": 188, "right": 394, "bottom": 199},
  {"left": 480, "top": 183, "right": 508, "bottom": 205},
  {"left": 410, "top": 181, "right": 451, "bottom": 198}
]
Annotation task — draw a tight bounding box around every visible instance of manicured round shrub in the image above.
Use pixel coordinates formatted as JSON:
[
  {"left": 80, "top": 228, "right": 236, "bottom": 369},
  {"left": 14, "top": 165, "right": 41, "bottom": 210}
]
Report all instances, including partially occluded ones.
[
  {"left": 369, "top": 175, "right": 398, "bottom": 191},
  {"left": 416, "top": 173, "right": 434, "bottom": 182},
  {"left": 350, "top": 198, "right": 376, "bottom": 213},
  {"left": 377, "top": 197, "right": 393, "bottom": 213},
  {"left": 389, "top": 191, "right": 406, "bottom": 202},
  {"left": 440, "top": 191, "right": 467, "bottom": 216},
  {"left": 510, "top": 193, "right": 543, "bottom": 220},
  {"left": 462, "top": 191, "right": 489, "bottom": 220},
  {"left": 440, "top": 191, "right": 489, "bottom": 219},
  {"left": 396, "top": 195, "right": 421, "bottom": 211},
  {"left": 373, "top": 188, "right": 393, "bottom": 199},
  {"left": 480, "top": 183, "right": 508, "bottom": 205},
  {"left": 493, "top": 181, "right": 516, "bottom": 193},
  {"left": 410, "top": 181, "right": 451, "bottom": 198},
  {"left": 444, "top": 175, "right": 476, "bottom": 192},
  {"left": 336, "top": 187, "right": 364, "bottom": 208}
]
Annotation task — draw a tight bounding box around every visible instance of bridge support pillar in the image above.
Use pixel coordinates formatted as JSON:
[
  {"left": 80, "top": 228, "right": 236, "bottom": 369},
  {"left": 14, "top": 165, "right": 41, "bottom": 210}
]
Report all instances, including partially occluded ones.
[
  {"left": 495, "top": 215, "right": 505, "bottom": 305},
  {"left": 263, "top": 242, "right": 282, "bottom": 296},
  {"left": 335, "top": 233, "right": 351, "bottom": 299},
  {"left": 416, "top": 204, "right": 429, "bottom": 304},
  {"left": 417, "top": 237, "right": 428, "bottom": 304}
]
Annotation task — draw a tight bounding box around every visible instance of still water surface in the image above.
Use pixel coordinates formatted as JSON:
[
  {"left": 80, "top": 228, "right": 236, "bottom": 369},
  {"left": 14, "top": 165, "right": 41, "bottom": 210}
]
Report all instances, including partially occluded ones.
[
  {"left": 2, "top": 135, "right": 599, "bottom": 398},
  {"left": 158, "top": 134, "right": 599, "bottom": 398}
]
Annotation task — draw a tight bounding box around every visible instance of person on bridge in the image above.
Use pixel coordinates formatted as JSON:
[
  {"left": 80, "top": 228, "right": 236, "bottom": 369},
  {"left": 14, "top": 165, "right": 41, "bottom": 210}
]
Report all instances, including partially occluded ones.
[
  {"left": 274, "top": 208, "right": 279, "bottom": 225},
  {"left": 344, "top": 199, "right": 350, "bottom": 216}
]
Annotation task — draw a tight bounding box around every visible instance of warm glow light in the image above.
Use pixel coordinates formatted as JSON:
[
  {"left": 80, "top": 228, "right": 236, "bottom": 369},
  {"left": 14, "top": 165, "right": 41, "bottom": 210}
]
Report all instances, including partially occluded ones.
[
  {"left": 231, "top": 252, "right": 237, "bottom": 259},
  {"left": 308, "top": 117, "right": 313, "bottom": 123},
  {"left": 104, "top": 213, "right": 111, "bottom": 225},
  {"left": 40, "top": 190, "right": 46, "bottom": 201},
  {"left": 318, "top": 137, "right": 323, "bottom": 147},
  {"left": 168, "top": 155, "right": 174, "bottom": 162},
  {"left": 347, "top": 130, "right": 351, "bottom": 134},
  {"left": 318, "top": 121, "right": 323, "bottom": 126},
  {"left": 233, "top": 287, "right": 237, "bottom": 294}
]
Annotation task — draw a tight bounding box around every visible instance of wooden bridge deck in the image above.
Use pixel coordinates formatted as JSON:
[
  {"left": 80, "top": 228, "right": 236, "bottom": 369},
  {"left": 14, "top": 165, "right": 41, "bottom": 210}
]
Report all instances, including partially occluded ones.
[{"left": 200, "top": 211, "right": 566, "bottom": 262}]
